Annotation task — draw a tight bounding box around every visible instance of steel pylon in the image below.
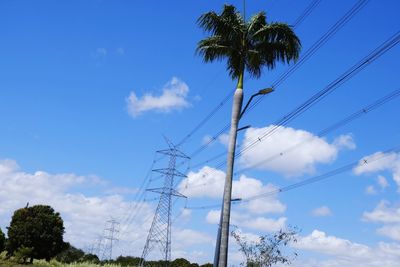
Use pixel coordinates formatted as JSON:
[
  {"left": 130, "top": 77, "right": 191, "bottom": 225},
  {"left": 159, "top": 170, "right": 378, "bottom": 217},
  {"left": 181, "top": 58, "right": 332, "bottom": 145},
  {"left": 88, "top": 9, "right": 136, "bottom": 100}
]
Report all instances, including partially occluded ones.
[{"left": 140, "top": 140, "right": 189, "bottom": 267}]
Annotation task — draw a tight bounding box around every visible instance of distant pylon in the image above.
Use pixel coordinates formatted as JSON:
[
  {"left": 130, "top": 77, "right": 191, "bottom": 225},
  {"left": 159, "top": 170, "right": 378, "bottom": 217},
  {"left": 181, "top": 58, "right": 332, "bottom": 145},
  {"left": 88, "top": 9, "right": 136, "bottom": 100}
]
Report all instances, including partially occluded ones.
[
  {"left": 140, "top": 139, "right": 189, "bottom": 267},
  {"left": 101, "top": 218, "right": 120, "bottom": 261}
]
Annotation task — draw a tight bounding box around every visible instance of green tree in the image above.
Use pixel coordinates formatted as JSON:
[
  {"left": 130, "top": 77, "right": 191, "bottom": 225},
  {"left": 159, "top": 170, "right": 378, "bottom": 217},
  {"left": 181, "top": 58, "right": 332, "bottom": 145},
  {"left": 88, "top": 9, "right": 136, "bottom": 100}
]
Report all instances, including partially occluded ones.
[
  {"left": 6, "top": 204, "right": 65, "bottom": 262},
  {"left": 55, "top": 243, "right": 84, "bottom": 263},
  {"left": 171, "top": 258, "right": 192, "bottom": 267},
  {"left": 80, "top": 253, "right": 100, "bottom": 264},
  {"left": 196, "top": 4, "right": 301, "bottom": 266},
  {"left": 114, "top": 255, "right": 142, "bottom": 266},
  {"left": 232, "top": 228, "right": 298, "bottom": 267},
  {"left": 0, "top": 227, "right": 5, "bottom": 252}
]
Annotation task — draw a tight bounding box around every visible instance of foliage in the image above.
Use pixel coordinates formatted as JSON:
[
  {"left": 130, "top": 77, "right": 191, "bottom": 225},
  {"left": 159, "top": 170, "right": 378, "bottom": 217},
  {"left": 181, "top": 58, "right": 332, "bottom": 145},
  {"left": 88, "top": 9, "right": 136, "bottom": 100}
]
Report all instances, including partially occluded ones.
[
  {"left": 80, "top": 253, "right": 100, "bottom": 264},
  {"left": 14, "top": 246, "right": 34, "bottom": 264},
  {"left": 7, "top": 204, "right": 66, "bottom": 261},
  {"left": 114, "top": 255, "right": 141, "bottom": 266},
  {"left": 196, "top": 4, "right": 301, "bottom": 85},
  {"left": 0, "top": 227, "right": 5, "bottom": 252},
  {"left": 232, "top": 227, "right": 299, "bottom": 267},
  {"left": 171, "top": 257, "right": 199, "bottom": 267},
  {"left": 55, "top": 243, "right": 85, "bottom": 263}
]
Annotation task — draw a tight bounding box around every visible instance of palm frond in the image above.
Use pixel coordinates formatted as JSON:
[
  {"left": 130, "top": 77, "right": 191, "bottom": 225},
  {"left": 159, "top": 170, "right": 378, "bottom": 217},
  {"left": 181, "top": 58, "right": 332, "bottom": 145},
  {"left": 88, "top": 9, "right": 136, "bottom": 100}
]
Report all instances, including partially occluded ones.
[
  {"left": 196, "top": 36, "right": 233, "bottom": 62},
  {"left": 246, "top": 11, "right": 267, "bottom": 39},
  {"left": 196, "top": 5, "right": 301, "bottom": 83}
]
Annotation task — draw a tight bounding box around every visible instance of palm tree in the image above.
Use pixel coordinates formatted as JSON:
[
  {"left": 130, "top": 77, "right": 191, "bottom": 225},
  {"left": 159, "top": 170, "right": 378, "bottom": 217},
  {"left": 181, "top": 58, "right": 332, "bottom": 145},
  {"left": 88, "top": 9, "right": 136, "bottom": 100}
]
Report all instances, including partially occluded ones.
[{"left": 196, "top": 4, "right": 301, "bottom": 267}]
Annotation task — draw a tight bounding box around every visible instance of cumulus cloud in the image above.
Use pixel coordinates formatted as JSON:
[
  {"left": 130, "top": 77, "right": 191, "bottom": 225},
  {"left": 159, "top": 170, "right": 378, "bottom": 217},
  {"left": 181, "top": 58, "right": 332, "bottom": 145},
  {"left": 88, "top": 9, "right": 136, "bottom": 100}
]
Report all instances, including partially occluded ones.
[
  {"left": 295, "top": 230, "right": 370, "bottom": 257},
  {"left": 178, "top": 166, "right": 286, "bottom": 214},
  {"left": 377, "top": 224, "right": 400, "bottom": 241},
  {"left": 239, "top": 126, "right": 355, "bottom": 177},
  {"left": 353, "top": 152, "right": 400, "bottom": 190},
  {"left": 0, "top": 158, "right": 208, "bottom": 260},
  {"left": 362, "top": 200, "right": 400, "bottom": 224},
  {"left": 293, "top": 230, "right": 400, "bottom": 267},
  {"left": 126, "top": 77, "right": 191, "bottom": 117},
  {"left": 363, "top": 200, "right": 400, "bottom": 241},
  {"left": 311, "top": 206, "right": 333, "bottom": 217},
  {"left": 206, "top": 209, "right": 286, "bottom": 233}
]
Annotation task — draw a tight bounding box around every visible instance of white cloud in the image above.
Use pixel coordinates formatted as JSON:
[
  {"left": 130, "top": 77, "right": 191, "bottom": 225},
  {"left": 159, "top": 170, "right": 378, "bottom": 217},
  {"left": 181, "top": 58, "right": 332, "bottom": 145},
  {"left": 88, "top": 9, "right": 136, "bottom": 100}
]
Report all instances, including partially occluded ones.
[
  {"left": 206, "top": 209, "right": 286, "bottom": 233},
  {"left": 218, "top": 133, "right": 230, "bottom": 147},
  {"left": 0, "top": 158, "right": 206, "bottom": 261},
  {"left": 126, "top": 77, "right": 191, "bottom": 117},
  {"left": 333, "top": 134, "right": 356, "bottom": 150},
  {"left": 377, "top": 224, "right": 400, "bottom": 241},
  {"left": 241, "top": 216, "right": 287, "bottom": 232},
  {"left": 377, "top": 175, "right": 389, "bottom": 190},
  {"left": 362, "top": 200, "right": 400, "bottom": 242},
  {"left": 362, "top": 201, "right": 400, "bottom": 224},
  {"left": 311, "top": 206, "right": 333, "bottom": 217},
  {"left": 179, "top": 166, "right": 286, "bottom": 214},
  {"left": 173, "top": 228, "right": 214, "bottom": 247},
  {"left": 202, "top": 135, "right": 214, "bottom": 146},
  {"left": 295, "top": 230, "right": 370, "bottom": 257},
  {"left": 205, "top": 210, "right": 220, "bottom": 224},
  {"left": 293, "top": 230, "right": 400, "bottom": 267},
  {"left": 201, "top": 133, "right": 229, "bottom": 147},
  {"left": 239, "top": 126, "right": 354, "bottom": 177},
  {"left": 365, "top": 185, "right": 377, "bottom": 195},
  {"left": 353, "top": 152, "right": 400, "bottom": 190},
  {"left": 179, "top": 166, "right": 225, "bottom": 198}
]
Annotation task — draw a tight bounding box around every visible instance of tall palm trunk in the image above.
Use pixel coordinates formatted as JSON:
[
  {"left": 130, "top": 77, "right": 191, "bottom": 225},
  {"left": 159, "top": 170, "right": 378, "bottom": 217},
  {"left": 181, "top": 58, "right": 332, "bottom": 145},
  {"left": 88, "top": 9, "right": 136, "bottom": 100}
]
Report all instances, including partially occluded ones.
[{"left": 217, "top": 73, "right": 244, "bottom": 267}]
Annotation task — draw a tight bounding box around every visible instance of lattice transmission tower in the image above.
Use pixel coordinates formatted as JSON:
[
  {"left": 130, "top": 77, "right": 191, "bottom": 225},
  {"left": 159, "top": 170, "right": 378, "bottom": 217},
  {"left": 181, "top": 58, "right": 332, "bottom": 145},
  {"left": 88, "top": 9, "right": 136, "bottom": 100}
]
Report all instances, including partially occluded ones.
[
  {"left": 140, "top": 140, "right": 189, "bottom": 266},
  {"left": 101, "top": 218, "right": 120, "bottom": 261}
]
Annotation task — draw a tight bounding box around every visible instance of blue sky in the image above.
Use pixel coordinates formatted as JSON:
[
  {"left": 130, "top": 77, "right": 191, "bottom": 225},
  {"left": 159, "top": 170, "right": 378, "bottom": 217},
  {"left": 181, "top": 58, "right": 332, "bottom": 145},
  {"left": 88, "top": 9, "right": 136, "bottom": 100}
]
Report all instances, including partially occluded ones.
[{"left": 1, "top": 0, "right": 400, "bottom": 266}]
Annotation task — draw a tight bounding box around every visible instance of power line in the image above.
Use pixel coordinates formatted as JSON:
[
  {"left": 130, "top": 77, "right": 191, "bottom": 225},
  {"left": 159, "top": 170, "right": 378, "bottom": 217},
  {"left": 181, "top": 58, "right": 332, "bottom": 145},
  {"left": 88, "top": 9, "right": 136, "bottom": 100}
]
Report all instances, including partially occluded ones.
[
  {"left": 186, "top": 0, "right": 369, "bottom": 161},
  {"left": 185, "top": 144, "right": 400, "bottom": 210},
  {"left": 235, "top": 87, "right": 400, "bottom": 174},
  {"left": 176, "top": 0, "right": 323, "bottom": 150},
  {"left": 292, "top": 0, "right": 322, "bottom": 28},
  {"left": 209, "top": 29, "right": 400, "bottom": 170}
]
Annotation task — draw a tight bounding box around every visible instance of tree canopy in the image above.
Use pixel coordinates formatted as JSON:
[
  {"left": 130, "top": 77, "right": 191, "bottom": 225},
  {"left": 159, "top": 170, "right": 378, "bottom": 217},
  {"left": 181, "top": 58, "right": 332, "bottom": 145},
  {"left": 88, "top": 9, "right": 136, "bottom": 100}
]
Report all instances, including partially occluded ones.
[
  {"left": 0, "top": 227, "right": 5, "bottom": 252},
  {"left": 6, "top": 204, "right": 65, "bottom": 261},
  {"left": 197, "top": 4, "right": 301, "bottom": 88}
]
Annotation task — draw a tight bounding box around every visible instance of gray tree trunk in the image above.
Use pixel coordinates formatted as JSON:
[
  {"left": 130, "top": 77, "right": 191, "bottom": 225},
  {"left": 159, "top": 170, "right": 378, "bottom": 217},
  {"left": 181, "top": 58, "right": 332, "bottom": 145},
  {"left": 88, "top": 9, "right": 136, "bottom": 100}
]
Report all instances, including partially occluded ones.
[{"left": 217, "top": 88, "right": 243, "bottom": 267}]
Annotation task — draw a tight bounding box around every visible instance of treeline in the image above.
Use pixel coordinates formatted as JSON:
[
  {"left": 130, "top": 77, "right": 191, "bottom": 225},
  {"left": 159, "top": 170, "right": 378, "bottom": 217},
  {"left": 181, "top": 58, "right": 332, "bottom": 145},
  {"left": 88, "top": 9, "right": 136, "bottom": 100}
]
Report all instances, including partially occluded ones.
[
  {"left": 105, "top": 256, "right": 211, "bottom": 267},
  {"left": 0, "top": 204, "right": 212, "bottom": 266}
]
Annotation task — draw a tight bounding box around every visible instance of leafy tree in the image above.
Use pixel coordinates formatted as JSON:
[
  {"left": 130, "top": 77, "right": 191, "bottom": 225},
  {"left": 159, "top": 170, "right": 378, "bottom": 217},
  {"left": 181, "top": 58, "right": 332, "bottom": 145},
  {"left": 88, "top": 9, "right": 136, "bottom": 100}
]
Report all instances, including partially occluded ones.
[
  {"left": 6, "top": 204, "right": 65, "bottom": 262},
  {"left": 232, "top": 228, "right": 298, "bottom": 267},
  {"left": 0, "top": 227, "right": 5, "bottom": 252},
  {"left": 80, "top": 253, "right": 100, "bottom": 264},
  {"left": 171, "top": 258, "right": 198, "bottom": 267},
  {"left": 114, "top": 255, "right": 142, "bottom": 266},
  {"left": 196, "top": 5, "right": 301, "bottom": 265},
  {"left": 13, "top": 246, "right": 33, "bottom": 264},
  {"left": 55, "top": 243, "right": 84, "bottom": 263},
  {"left": 200, "top": 264, "right": 213, "bottom": 267},
  {"left": 197, "top": 4, "right": 301, "bottom": 88}
]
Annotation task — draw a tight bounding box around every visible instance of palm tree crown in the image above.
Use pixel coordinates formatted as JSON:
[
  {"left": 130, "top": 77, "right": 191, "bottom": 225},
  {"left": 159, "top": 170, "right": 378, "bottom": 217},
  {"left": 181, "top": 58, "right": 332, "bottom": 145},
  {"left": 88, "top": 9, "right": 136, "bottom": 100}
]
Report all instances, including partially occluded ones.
[{"left": 196, "top": 4, "right": 301, "bottom": 88}]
